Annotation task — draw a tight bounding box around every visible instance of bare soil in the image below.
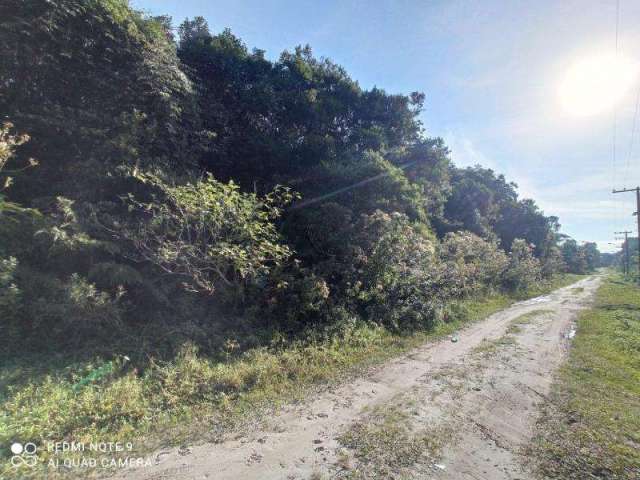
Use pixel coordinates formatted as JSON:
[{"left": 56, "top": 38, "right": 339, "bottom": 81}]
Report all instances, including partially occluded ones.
[{"left": 113, "top": 276, "right": 600, "bottom": 480}]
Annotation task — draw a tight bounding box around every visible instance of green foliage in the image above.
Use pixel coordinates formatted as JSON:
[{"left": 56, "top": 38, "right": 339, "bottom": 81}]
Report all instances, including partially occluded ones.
[
  {"left": 300, "top": 151, "right": 430, "bottom": 221},
  {"left": 176, "top": 24, "right": 424, "bottom": 189},
  {"left": 17, "top": 271, "right": 125, "bottom": 344},
  {"left": 0, "top": 121, "right": 34, "bottom": 190},
  {"left": 502, "top": 238, "right": 542, "bottom": 291},
  {"left": 580, "top": 241, "right": 600, "bottom": 272},
  {"left": 0, "top": 0, "right": 593, "bottom": 350},
  {"left": 348, "top": 211, "right": 440, "bottom": 330},
  {"left": 441, "top": 165, "right": 516, "bottom": 240},
  {"left": 0, "top": 0, "right": 585, "bottom": 352},
  {"left": 560, "top": 238, "right": 599, "bottom": 274},
  {"left": 541, "top": 245, "right": 566, "bottom": 278},
  {"left": 440, "top": 231, "right": 508, "bottom": 294},
  {"left": 125, "top": 173, "right": 296, "bottom": 298},
  {"left": 441, "top": 166, "right": 562, "bottom": 263},
  {"left": 0, "top": 257, "right": 20, "bottom": 318},
  {"left": 1, "top": 0, "right": 206, "bottom": 203}
]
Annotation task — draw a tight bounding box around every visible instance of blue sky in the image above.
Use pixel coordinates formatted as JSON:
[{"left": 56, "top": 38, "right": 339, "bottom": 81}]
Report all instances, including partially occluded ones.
[{"left": 133, "top": 0, "right": 640, "bottom": 252}]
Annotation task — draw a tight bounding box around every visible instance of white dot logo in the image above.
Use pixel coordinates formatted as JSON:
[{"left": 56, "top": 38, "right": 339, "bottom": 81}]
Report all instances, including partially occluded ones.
[{"left": 10, "top": 441, "right": 37, "bottom": 467}]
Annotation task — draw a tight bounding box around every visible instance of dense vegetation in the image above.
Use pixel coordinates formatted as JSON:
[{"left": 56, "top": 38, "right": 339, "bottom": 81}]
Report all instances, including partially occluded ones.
[
  {"left": 532, "top": 275, "right": 640, "bottom": 479},
  {"left": 605, "top": 237, "right": 640, "bottom": 280},
  {"left": 0, "top": 1, "right": 601, "bottom": 474},
  {"left": 0, "top": 0, "right": 599, "bottom": 352}
]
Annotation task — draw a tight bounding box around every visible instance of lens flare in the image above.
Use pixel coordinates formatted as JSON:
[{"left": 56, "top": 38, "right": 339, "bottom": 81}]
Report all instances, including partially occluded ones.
[{"left": 558, "top": 52, "right": 639, "bottom": 117}]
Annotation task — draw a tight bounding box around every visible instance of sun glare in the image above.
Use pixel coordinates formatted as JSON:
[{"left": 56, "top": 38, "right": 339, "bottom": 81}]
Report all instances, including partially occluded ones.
[{"left": 558, "top": 52, "right": 639, "bottom": 117}]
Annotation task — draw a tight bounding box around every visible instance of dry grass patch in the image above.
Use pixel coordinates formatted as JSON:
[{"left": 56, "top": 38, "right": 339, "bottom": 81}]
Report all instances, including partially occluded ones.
[
  {"left": 337, "top": 400, "right": 453, "bottom": 479},
  {"left": 472, "top": 334, "right": 517, "bottom": 356}
]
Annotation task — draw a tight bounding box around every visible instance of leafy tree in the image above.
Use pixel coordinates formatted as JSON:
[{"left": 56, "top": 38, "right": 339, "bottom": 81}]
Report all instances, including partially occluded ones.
[
  {"left": 176, "top": 26, "right": 427, "bottom": 191},
  {"left": 496, "top": 199, "right": 560, "bottom": 260},
  {"left": 0, "top": 122, "right": 32, "bottom": 188},
  {"left": 581, "top": 242, "right": 600, "bottom": 272},
  {"left": 346, "top": 211, "right": 442, "bottom": 330},
  {"left": 441, "top": 166, "right": 561, "bottom": 266},
  {"left": 440, "top": 166, "right": 517, "bottom": 239},
  {"left": 1, "top": 0, "right": 206, "bottom": 204},
  {"left": 541, "top": 245, "right": 566, "bottom": 278},
  {"left": 561, "top": 239, "right": 587, "bottom": 274},
  {"left": 178, "top": 16, "right": 211, "bottom": 47}
]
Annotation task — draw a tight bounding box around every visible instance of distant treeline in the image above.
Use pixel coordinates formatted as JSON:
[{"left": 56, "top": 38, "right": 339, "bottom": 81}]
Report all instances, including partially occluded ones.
[
  {"left": 0, "top": 1, "right": 600, "bottom": 357},
  {"left": 603, "top": 237, "right": 639, "bottom": 274}
]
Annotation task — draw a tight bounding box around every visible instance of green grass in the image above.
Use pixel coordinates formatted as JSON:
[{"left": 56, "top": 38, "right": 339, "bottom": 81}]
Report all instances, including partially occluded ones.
[
  {"left": 518, "top": 273, "right": 584, "bottom": 299},
  {"left": 0, "top": 273, "right": 585, "bottom": 479},
  {"left": 531, "top": 274, "right": 640, "bottom": 479}
]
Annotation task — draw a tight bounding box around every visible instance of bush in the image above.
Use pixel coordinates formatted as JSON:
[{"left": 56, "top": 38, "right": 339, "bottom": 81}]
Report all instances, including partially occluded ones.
[
  {"left": 0, "top": 121, "right": 33, "bottom": 189},
  {"left": 125, "top": 173, "right": 297, "bottom": 301},
  {"left": 0, "top": 256, "right": 20, "bottom": 317},
  {"left": 347, "top": 211, "right": 443, "bottom": 330},
  {"left": 541, "top": 245, "right": 566, "bottom": 278},
  {"left": 502, "top": 238, "right": 542, "bottom": 291},
  {"left": 255, "top": 267, "right": 332, "bottom": 332},
  {"left": 12, "top": 270, "right": 124, "bottom": 348},
  {"left": 439, "top": 231, "right": 508, "bottom": 295}
]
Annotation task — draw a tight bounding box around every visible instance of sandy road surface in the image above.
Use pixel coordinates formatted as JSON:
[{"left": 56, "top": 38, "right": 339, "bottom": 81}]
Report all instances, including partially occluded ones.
[{"left": 113, "top": 275, "right": 600, "bottom": 480}]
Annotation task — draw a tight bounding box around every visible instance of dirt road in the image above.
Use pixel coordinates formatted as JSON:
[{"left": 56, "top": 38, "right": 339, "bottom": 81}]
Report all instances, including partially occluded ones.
[{"left": 115, "top": 276, "right": 600, "bottom": 480}]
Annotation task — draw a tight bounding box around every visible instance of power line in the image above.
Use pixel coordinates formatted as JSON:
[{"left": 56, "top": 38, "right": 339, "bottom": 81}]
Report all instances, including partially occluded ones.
[
  {"left": 625, "top": 71, "right": 640, "bottom": 183},
  {"left": 615, "top": 0, "right": 620, "bottom": 50},
  {"left": 614, "top": 230, "right": 632, "bottom": 274},
  {"left": 612, "top": 0, "right": 620, "bottom": 173},
  {"left": 612, "top": 187, "right": 640, "bottom": 282},
  {"left": 612, "top": 0, "right": 622, "bottom": 234}
]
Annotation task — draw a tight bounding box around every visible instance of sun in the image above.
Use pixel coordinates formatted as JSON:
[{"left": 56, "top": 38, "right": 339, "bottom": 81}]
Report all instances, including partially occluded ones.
[{"left": 558, "top": 52, "right": 639, "bottom": 117}]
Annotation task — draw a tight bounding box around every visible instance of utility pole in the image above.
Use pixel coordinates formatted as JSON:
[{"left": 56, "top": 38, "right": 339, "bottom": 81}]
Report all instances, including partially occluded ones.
[
  {"left": 614, "top": 231, "right": 632, "bottom": 275},
  {"left": 612, "top": 187, "right": 640, "bottom": 281}
]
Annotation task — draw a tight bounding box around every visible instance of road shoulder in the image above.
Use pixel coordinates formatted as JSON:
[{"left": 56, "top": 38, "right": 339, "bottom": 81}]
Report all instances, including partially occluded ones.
[{"left": 528, "top": 274, "right": 640, "bottom": 479}]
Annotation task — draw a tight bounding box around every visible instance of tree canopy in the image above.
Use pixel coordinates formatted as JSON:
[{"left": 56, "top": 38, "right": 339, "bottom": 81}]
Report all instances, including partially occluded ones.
[{"left": 0, "top": 0, "right": 599, "bottom": 356}]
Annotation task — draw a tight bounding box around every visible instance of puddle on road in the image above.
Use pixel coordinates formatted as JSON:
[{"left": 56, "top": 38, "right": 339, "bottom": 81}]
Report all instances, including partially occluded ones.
[{"left": 517, "top": 296, "right": 551, "bottom": 306}]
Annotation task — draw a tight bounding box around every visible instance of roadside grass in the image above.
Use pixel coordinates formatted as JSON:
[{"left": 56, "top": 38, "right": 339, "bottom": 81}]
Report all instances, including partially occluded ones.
[
  {"left": 530, "top": 274, "right": 640, "bottom": 479},
  {"left": 517, "top": 273, "right": 584, "bottom": 299},
  {"left": 0, "top": 274, "right": 585, "bottom": 479}
]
